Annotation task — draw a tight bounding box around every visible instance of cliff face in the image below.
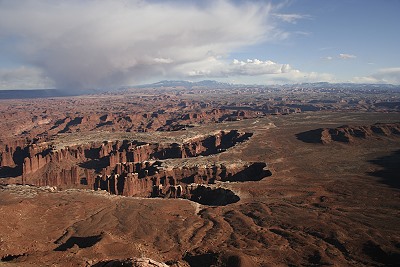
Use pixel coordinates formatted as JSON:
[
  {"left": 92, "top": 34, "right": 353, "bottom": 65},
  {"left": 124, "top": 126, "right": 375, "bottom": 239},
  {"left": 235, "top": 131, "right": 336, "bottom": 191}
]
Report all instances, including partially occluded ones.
[
  {"left": 0, "top": 139, "right": 31, "bottom": 167},
  {"left": 150, "top": 162, "right": 270, "bottom": 199},
  {"left": 1, "top": 130, "right": 271, "bottom": 200},
  {"left": 84, "top": 161, "right": 269, "bottom": 206},
  {"left": 25, "top": 108, "right": 264, "bottom": 135},
  {"left": 296, "top": 123, "right": 400, "bottom": 144},
  {"left": 90, "top": 161, "right": 269, "bottom": 198}
]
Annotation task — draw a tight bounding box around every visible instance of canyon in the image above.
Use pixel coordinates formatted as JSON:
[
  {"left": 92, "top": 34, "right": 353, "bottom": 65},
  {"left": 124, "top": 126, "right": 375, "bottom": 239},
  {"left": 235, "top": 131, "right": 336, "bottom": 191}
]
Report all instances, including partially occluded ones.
[
  {"left": 0, "top": 130, "right": 270, "bottom": 205},
  {"left": 0, "top": 88, "right": 399, "bottom": 266},
  {"left": 296, "top": 122, "right": 400, "bottom": 144}
]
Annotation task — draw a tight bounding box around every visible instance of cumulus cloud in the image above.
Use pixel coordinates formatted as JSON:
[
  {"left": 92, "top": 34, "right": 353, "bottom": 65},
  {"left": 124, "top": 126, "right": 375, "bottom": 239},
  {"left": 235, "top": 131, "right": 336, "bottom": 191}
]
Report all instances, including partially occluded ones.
[
  {"left": 265, "top": 70, "right": 335, "bottom": 84},
  {"left": 176, "top": 57, "right": 334, "bottom": 84},
  {"left": 0, "top": 0, "right": 291, "bottom": 90},
  {"left": 339, "top": 53, "right": 356, "bottom": 59},
  {"left": 182, "top": 58, "right": 292, "bottom": 77},
  {"left": 0, "top": 66, "right": 54, "bottom": 89},
  {"left": 353, "top": 68, "right": 400, "bottom": 84},
  {"left": 230, "top": 59, "right": 292, "bottom": 75}
]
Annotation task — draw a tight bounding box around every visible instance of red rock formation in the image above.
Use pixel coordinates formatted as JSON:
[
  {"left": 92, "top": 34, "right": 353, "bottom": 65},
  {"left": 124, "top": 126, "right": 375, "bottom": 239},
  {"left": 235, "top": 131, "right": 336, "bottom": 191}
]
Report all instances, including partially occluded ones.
[
  {"left": 101, "top": 161, "right": 269, "bottom": 197},
  {"left": 5, "top": 130, "right": 262, "bottom": 198},
  {"left": 24, "top": 166, "right": 79, "bottom": 187},
  {"left": 0, "top": 149, "right": 14, "bottom": 167},
  {"left": 0, "top": 139, "right": 32, "bottom": 167},
  {"left": 296, "top": 123, "right": 400, "bottom": 144}
]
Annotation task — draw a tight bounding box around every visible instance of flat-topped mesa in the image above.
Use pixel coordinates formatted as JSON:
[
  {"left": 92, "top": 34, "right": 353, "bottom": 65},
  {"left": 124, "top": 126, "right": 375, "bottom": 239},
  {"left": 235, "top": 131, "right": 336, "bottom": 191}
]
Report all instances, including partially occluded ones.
[
  {"left": 15, "top": 130, "right": 254, "bottom": 188},
  {"left": 296, "top": 122, "right": 400, "bottom": 144},
  {"left": 39, "top": 108, "right": 264, "bottom": 135},
  {"left": 103, "top": 130, "right": 253, "bottom": 170},
  {"left": 13, "top": 140, "right": 147, "bottom": 184},
  {"left": 92, "top": 161, "right": 270, "bottom": 198}
]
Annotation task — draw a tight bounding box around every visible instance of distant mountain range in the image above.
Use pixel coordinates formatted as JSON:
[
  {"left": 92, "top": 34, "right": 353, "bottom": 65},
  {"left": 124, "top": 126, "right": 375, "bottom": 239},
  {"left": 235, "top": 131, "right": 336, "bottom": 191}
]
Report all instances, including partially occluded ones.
[
  {"left": 0, "top": 89, "right": 72, "bottom": 99},
  {"left": 132, "top": 80, "right": 238, "bottom": 89},
  {"left": 1, "top": 81, "right": 399, "bottom": 99},
  {"left": 287, "top": 82, "right": 400, "bottom": 90},
  {"left": 0, "top": 88, "right": 99, "bottom": 99},
  {"left": 132, "top": 80, "right": 400, "bottom": 90}
]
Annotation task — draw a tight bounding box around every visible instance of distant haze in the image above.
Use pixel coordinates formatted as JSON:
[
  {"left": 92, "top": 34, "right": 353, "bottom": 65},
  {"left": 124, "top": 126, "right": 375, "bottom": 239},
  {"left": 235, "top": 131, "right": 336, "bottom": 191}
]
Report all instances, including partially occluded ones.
[{"left": 0, "top": 0, "right": 399, "bottom": 90}]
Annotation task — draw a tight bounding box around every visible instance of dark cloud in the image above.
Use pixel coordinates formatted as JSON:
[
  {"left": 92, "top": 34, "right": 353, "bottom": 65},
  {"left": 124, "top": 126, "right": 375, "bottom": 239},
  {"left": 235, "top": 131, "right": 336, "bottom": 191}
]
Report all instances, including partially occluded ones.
[{"left": 0, "top": 0, "right": 283, "bottom": 89}]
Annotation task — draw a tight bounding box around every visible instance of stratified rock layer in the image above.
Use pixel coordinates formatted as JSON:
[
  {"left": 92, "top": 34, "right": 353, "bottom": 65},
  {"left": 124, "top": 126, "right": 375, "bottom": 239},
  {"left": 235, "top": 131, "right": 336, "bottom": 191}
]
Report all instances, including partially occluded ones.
[
  {"left": 1, "top": 130, "right": 270, "bottom": 202},
  {"left": 296, "top": 122, "right": 400, "bottom": 144}
]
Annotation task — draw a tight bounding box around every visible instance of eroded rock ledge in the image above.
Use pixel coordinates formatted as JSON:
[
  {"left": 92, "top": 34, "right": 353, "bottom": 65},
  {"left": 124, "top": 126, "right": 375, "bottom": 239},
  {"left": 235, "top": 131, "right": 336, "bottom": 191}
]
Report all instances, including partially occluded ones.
[
  {"left": 296, "top": 122, "right": 400, "bottom": 144},
  {"left": 91, "top": 257, "right": 169, "bottom": 267},
  {"left": 1, "top": 130, "right": 270, "bottom": 205}
]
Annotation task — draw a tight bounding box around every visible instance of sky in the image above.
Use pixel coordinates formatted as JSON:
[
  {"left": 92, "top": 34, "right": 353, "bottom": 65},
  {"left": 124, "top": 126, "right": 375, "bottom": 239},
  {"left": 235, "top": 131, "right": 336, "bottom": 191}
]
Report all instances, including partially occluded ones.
[{"left": 0, "top": 0, "right": 399, "bottom": 90}]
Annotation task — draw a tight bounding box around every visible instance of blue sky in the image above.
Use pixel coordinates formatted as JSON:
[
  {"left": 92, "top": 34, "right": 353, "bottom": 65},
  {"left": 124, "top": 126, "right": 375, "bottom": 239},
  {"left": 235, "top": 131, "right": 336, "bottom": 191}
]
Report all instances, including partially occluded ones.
[{"left": 0, "top": 0, "right": 399, "bottom": 89}]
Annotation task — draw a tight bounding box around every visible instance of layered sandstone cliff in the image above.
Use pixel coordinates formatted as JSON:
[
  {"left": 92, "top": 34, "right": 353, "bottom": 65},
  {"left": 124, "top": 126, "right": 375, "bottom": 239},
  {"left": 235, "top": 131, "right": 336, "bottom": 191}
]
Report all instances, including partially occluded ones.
[
  {"left": 1, "top": 130, "right": 271, "bottom": 203},
  {"left": 296, "top": 122, "right": 400, "bottom": 144}
]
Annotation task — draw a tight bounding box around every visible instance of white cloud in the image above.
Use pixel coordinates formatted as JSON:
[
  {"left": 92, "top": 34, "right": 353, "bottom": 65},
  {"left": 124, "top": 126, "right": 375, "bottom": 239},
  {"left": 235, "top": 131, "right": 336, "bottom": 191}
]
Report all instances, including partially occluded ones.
[
  {"left": 0, "top": 0, "right": 291, "bottom": 89},
  {"left": 265, "top": 70, "right": 335, "bottom": 84},
  {"left": 273, "top": 13, "right": 311, "bottom": 24},
  {"left": 228, "top": 59, "right": 292, "bottom": 76},
  {"left": 294, "top": 31, "right": 311, "bottom": 36},
  {"left": 351, "top": 76, "right": 380, "bottom": 84},
  {"left": 154, "top": 58, "right": 174, "bottom": 64},
  {"left": 178, "top": 58, "right": 291, "bottom": 78},
  {"left": 321, "top": 54, "right": 356, "bottom": 61},
  {"left": 319, "top": 47, "right": 334, "bottom": 51},
  {"left": 176, "top": 57, "right": 334, "bottom": 84},
  {"left": 0, "top": 66, "right": 54, "bottom": 89},
  {"left": 339, "top": 53, "right": 356, "bottom": 59},
  {"left": 353, "top": 67, "right": 400, "bottom": 84}
]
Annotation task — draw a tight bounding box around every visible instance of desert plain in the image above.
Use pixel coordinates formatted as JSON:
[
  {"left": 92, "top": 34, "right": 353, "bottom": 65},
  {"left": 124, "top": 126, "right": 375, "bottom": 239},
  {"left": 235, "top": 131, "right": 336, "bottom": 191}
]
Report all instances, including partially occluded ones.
[{"left": 0, "top": 85, "right": 399, "bottom": 266}]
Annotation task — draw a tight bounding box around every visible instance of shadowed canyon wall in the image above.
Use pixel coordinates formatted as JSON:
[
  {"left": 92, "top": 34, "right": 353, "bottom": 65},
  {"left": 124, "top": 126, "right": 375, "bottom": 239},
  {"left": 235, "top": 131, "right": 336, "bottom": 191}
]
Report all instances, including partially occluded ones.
[
  {"left": 1, "top": 130, "right": 271, "bottom": 203},
  {"left": 296, "top": 123, "right": 400, "bottom": 144}
]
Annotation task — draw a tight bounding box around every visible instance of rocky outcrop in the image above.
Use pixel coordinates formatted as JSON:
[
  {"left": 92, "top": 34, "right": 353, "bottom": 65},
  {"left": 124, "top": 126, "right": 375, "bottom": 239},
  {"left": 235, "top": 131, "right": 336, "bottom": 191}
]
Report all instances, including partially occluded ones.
[
  {"left": 2, "top": 129, "right": 270, "bottom": 205},
  {"left": 183, "top": 250, "right": 256, "bottom": 267},
  {"left": 41, "top": 166, "right": 79, "bottom": 187},
  {"left": 95, "top": 161, "right": 270, "bottom": 198},
  {"left": 296, "top": 123, "right": 400, "bottom": 144},
  {"left": 6, "top": 130, "right": 257, "bottom": 187},
  {"left": 0, "top": 149, "right": 15, "bottom": 167},
  {"left": 8, "top": 131, "right": 271, "bottom": 205},
  {"left": 40, "top": 109, "right": 265, "bottom": 135},
  {"left": 0, "top": 139, "right": 32, "bottom": 167},
  {"left": 93, "top": 130, "right": 251, "bottom": 169},
  {"left": 92, "top": 257, "right": 169, "bottom": 267}
]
